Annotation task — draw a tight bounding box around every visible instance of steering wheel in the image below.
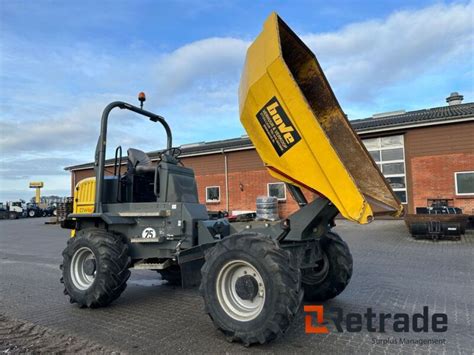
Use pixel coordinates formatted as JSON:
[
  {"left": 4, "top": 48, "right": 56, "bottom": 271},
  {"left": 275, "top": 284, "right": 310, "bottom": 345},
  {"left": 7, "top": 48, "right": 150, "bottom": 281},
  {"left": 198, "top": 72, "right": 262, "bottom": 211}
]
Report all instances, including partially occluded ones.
[
  {"left": 161, "top": 147, "right": 182, "bottom": 159},
  {"left": 161, "top": 147, "right": 184, "bottom": 166}
]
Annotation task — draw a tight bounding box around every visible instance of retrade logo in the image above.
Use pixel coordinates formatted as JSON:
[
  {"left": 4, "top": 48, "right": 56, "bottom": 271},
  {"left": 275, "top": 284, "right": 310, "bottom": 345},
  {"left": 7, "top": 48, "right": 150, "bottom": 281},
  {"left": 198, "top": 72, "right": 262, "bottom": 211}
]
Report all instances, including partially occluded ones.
[
  {"left": 304, "top": 305, "right": 329, "bottom": 334},
  {"left": 304, "top": 306, "right": 448, "bottom": 334}
]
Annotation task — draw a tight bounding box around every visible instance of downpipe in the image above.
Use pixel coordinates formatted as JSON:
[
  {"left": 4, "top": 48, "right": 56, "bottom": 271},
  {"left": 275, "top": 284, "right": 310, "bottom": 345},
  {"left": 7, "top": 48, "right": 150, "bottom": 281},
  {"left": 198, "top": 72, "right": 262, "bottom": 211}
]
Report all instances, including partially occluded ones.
[{"left": 222, "top": 149, "right": 229, "bottom": 213}]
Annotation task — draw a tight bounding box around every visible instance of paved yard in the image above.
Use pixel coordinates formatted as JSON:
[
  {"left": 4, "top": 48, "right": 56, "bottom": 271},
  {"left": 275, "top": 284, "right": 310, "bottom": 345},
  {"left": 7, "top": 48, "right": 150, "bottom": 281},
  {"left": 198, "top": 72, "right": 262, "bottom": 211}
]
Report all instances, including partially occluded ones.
[{"left": 0, "top": 218, "right": 473, "bottom": 353}]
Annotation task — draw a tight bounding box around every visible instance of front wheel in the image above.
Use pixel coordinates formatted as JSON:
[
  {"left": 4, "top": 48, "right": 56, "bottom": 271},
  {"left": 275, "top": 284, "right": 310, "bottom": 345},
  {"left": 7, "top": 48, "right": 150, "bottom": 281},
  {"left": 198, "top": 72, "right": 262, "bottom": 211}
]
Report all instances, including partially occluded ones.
[
  {"left": 302, "top": 231, "right": 353, "bottom": 302},
  {"left": 28, "top": 210, "right": 36, "bottom": 218},
  {"left": 60, "top": 229, "right": 131, "bottom": 308},
  {"left": 200, "top": 233, "right": 302, "bottom": 346}
]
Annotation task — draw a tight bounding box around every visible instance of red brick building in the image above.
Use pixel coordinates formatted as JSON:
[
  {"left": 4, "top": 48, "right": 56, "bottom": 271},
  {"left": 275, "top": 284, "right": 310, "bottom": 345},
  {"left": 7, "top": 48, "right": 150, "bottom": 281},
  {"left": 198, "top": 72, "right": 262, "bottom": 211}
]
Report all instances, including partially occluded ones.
[{"left": 66, "top": 93, "right": 474, "bottom": 217}]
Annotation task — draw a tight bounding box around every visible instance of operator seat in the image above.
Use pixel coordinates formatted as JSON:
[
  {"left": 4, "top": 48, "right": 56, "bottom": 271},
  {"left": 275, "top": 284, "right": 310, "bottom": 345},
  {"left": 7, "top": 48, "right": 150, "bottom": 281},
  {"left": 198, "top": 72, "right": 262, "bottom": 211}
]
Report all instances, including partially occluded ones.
[
  {"left": 126, "top": 148, "right": 157, "bottom": 202},
  {"left": 127, "top": 148, "right": 153, "bottom": 172}
]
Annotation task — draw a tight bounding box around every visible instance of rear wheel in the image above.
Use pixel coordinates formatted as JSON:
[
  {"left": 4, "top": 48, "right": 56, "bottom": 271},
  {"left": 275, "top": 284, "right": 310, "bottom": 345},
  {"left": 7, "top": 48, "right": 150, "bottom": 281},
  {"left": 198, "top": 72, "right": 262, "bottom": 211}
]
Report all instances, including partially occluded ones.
[
  {"left": 200, "top": 233, "right": 302, "bottom": 346},
  {"left": 60, "top": 229, "right": 130, "bottom": 308},
  {"left": 302, "top": 231, "right": 353, "bottom": 302}
]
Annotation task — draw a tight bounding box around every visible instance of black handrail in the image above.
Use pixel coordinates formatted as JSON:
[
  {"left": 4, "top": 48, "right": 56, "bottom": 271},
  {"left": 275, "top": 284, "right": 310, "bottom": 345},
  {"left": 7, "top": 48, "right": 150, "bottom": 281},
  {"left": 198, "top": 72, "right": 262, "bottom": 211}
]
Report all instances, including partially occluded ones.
[
  {"left": 114, "top": 146, "right": 122, "bottom": 202},
  {"left": 113, "top": 146, "right": 122, "bottom": 176}
]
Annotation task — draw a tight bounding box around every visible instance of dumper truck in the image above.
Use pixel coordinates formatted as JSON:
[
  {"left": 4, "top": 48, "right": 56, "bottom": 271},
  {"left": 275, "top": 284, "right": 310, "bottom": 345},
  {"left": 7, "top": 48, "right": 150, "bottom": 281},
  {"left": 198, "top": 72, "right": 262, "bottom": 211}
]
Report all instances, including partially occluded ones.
[{"left": 60, "top": 13, "right": 403, "bottom": 345}]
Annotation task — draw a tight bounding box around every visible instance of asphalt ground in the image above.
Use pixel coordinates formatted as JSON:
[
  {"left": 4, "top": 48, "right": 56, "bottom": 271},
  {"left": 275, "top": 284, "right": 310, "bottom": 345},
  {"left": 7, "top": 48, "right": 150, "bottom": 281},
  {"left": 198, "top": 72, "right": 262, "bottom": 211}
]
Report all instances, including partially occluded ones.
[{"left": 0, "top": 217, "right": 473, "bottom": 354}]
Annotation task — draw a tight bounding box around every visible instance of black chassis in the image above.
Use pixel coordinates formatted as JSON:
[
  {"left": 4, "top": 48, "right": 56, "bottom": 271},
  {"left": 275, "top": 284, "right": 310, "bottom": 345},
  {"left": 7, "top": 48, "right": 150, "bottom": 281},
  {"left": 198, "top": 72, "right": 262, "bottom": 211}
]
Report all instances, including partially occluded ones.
[{"left": 63, "top": 101, "right": 339, "bottom": 287}]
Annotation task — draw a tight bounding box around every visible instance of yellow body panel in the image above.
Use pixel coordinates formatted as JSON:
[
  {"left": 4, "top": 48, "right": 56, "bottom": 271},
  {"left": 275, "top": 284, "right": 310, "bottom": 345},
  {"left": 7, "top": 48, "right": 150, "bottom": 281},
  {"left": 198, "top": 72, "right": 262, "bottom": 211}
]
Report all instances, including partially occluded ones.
[
  {"left": 239, "top": 13, "right": 403, "bottom": 224},
  {"left": 71, "top": 177, "right": 96, "bottom": 237},
  {"left": 73, "top": 177, "right": 96, "bottom": 214}
]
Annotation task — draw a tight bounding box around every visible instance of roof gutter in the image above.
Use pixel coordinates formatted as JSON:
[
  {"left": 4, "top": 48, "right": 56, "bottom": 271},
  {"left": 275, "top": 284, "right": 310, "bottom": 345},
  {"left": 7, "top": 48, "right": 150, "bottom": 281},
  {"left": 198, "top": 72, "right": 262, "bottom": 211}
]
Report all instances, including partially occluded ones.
[
  {"left": 179, "top": 145, "right": 254, "bottom": 158},
  {"left": 65, "top": 145, "right": 255, "bottom": 171}
]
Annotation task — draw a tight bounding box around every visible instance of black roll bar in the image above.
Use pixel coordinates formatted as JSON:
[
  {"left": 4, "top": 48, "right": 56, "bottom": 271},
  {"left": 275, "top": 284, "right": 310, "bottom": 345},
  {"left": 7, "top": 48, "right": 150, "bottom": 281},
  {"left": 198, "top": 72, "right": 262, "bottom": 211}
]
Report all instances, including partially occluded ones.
[{"left": 94, "top": 101, "right": 172, "bottom": 213}]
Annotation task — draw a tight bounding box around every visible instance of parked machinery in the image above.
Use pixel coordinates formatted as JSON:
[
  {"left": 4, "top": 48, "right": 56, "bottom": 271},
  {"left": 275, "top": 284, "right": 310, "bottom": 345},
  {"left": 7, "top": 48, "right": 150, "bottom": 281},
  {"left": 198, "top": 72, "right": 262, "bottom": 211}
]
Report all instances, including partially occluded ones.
[
  {"left": 25, "top": 202, "right": 42, "bottom": 217},
  {"left": 405, "top": 205, "right": 468, "bottom": 240},
  {"left": 56, "top": 198, "right": 73, "bottom": 222},
  {"left": 60, "top": 13, "right": 403, "bottom": 345},
  {"left": 0, "top": 202, "right": 19, "bottom": 220}
]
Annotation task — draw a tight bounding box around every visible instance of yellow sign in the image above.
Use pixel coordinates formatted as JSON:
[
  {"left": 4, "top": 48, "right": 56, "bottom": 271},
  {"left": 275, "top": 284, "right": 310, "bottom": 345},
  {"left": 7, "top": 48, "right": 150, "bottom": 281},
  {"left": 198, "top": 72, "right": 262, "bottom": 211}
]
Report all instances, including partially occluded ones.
[{"left": 29, "top": 182, "right": 44, "bottom": 188}]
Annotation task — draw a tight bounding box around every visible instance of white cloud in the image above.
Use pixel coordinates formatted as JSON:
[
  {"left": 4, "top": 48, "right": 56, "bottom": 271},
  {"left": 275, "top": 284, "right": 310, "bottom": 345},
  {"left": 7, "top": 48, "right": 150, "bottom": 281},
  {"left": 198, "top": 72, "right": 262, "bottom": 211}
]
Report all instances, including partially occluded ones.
[
  {"left": 302, "top": 2, "right": 474, "bottom": 101},
  {"left": 153, "top": 37, "right": 249, "bottom": 103},
  {"left": 0, "top": 35, "right": 249, "bottom": 156},
  {"left": 1, "top": 96, "right": 110, "bottom": 154},
  {"left": 0, "top": 157, "right": 77, "bottom": 179}
]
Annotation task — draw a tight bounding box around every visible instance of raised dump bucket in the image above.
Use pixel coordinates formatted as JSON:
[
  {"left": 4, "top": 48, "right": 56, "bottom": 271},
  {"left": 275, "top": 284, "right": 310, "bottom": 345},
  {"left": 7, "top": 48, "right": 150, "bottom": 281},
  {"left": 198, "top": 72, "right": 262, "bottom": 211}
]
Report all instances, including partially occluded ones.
[{"left": 239, "top": 13, "right": 403, "bottom": 224}]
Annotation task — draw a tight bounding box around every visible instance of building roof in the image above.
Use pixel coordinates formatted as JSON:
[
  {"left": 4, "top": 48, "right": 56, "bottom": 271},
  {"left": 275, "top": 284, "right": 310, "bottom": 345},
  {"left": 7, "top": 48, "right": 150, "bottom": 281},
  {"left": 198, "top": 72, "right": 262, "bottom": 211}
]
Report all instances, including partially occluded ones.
[
  {"left": 65, "top": 101, "right": 474, "bottom": 171},
  {"left": 351, "top": 102, "right": 474, "bottom": 132}
]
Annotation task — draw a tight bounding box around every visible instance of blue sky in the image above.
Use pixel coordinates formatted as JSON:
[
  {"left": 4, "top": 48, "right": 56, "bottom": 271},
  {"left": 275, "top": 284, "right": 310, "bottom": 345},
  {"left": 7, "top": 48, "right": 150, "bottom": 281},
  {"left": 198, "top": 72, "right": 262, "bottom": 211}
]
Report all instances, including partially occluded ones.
[{"left": 0, "top": 0, "right": 473, "bottom": 201}]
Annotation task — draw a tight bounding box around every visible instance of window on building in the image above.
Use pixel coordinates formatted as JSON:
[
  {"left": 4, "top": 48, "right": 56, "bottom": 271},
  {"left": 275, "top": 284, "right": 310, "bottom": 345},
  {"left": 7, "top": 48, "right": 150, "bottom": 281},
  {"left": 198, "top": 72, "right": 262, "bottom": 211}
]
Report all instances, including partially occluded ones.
[
  {"left": 369, "top": 150, "right": 380, "bottom": 162},
  {"left": 206, "top": 186, "right": 220, "bottom": 202},
  {"left": 363, "top": 134, "right": 407, "bottom": 203},
  {"left": 385, "top": 176, "right": 406, "bottom": 189},
  {"left": 268, "top": 182, "right": 286, "bottom": 201},
  {"left": 394, "top": 191, "right": 407, "bottom": 204},
  {"left": 455, "top": 171, "right": 474, "bottom": 195},
  {"left": 381, "top": 148, "right": 404, "bottom": 161},
  {"left": 382, "top": 162, "right": 404, "bottom": 175}
]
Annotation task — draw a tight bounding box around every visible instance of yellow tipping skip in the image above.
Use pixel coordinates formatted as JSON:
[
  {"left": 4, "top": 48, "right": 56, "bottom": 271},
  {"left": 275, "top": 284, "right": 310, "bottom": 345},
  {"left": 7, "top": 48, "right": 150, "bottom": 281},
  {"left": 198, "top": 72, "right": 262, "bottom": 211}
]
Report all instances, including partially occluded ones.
[{"left": 239, "top": 13, "right": 403, "bottom": 224}]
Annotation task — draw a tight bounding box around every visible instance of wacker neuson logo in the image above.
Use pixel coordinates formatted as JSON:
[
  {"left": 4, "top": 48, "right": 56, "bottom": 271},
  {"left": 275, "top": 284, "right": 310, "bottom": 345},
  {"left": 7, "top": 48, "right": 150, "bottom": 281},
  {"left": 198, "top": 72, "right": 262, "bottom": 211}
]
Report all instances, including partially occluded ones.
[{"left": 305, "top": 305, "right": 448, "bottom": 345}]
